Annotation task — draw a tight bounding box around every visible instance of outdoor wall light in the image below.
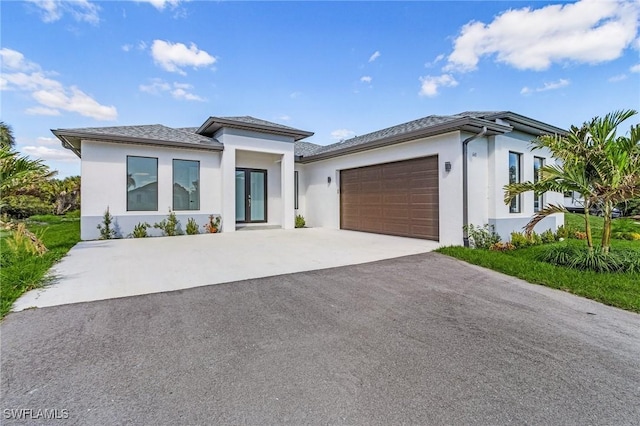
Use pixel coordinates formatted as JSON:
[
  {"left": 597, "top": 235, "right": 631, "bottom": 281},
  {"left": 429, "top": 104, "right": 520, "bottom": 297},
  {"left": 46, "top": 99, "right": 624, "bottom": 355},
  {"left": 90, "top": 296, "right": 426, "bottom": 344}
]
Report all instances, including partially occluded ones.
[
  {"left": 445, "top": 161, "right": 452, "bottom": 172},
  {"left": 327, "top": 176, "right": 332, "bottom": 184}
]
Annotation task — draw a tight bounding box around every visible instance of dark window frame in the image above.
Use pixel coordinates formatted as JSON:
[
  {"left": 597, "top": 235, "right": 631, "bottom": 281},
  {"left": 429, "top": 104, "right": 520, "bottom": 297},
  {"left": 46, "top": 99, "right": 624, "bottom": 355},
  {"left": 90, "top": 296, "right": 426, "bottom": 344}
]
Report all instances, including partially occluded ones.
[
  {"left": 533, "top": 156, "right": 544, "bottom": 212},
  {"left": 294, "top": 171, "right": 299, "bottom": 210},
  {"left": 127, "top": 155, "right": 158, "bottom": 212},
  {"left": 236, "top": 168, "right": 268, "bottom": 223},
  {"left": 509, "top": 151, "right": 522, "bottom": 213},
  {"left": 172, "top": 159, "right": 201, "bottom": 211}
]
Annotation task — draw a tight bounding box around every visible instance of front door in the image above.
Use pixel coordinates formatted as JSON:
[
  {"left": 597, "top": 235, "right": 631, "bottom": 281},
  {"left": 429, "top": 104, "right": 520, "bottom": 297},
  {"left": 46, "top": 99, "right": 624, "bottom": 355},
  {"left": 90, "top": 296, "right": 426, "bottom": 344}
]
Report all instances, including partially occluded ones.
[{"left": 235, "top": 169, "right": 267, "bottom": 223}]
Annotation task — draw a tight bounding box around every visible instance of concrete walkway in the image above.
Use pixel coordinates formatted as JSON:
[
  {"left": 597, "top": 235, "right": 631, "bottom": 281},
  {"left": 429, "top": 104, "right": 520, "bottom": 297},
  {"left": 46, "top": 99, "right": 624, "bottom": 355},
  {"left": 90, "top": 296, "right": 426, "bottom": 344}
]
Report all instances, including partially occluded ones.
[{"left": 12, "top": 228, "right": 440, "bottom": 311}]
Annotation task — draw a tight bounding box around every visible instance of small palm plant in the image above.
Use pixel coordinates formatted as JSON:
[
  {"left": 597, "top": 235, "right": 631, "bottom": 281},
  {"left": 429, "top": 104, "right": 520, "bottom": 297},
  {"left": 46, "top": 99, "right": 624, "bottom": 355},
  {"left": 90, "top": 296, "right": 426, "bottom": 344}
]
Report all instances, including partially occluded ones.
[{"left": 505, "top": 109, "right": 640, "bottom": 254}]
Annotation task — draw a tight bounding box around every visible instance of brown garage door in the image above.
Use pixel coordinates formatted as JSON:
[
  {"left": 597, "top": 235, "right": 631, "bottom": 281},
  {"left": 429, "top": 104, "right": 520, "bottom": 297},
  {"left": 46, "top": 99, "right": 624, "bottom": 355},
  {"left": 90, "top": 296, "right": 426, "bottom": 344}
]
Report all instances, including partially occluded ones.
[{"left": 340, "top": 156, "right": 439, "bottom": 240}]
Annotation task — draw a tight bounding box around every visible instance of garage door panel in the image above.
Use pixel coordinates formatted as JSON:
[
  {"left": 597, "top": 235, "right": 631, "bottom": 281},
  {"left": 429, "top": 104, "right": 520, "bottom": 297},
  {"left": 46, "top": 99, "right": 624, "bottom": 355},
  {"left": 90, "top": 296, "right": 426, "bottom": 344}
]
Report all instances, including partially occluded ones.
[{"left": 340, "top": 156, "right": 439, "bottom": 240}]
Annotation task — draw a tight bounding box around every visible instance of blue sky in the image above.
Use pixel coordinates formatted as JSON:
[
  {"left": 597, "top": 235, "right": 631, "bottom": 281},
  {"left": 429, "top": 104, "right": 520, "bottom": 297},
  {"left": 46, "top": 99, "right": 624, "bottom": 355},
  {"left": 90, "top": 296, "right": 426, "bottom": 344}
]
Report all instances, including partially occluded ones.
[{"left": 2, "top": 0, "right": 639, "bottom": 178}]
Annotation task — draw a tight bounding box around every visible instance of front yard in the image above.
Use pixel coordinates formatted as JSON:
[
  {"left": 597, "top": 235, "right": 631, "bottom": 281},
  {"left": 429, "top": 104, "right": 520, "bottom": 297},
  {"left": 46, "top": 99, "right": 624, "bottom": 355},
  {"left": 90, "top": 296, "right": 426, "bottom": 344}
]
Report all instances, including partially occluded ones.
[
  {"left": 437, "top": 214, "right": 640, "bottom": 313},
  {"left": 0, "top": 213, "right": 80, "bottom": 318}
]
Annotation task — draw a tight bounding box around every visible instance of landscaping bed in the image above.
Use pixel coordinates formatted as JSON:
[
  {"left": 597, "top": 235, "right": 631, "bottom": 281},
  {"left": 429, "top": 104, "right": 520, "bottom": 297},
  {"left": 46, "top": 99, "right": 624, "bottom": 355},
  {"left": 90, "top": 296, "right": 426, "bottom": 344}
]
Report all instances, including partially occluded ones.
[{"left": 437, "top": 214, "right": 640, "bottom": 313}]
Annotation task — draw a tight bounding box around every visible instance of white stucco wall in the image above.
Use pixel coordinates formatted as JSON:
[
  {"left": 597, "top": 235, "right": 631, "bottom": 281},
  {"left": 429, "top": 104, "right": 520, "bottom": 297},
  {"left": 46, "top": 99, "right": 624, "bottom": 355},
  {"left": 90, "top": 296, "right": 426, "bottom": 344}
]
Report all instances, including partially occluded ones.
[
  {"left": 487, "top": 131, "right": 563, "bottom": 239},
  {"left": 216, "top": 128, "right": 295, "bottom": 232},
  {"left": 301, "top": 131, "right": 464, "bottom": 245},
  {"left": 299, "top": 128, "right": 563, "bottom": 245},
  {"left": 80, "top": 140, "right": 222, "bottom": 240}
]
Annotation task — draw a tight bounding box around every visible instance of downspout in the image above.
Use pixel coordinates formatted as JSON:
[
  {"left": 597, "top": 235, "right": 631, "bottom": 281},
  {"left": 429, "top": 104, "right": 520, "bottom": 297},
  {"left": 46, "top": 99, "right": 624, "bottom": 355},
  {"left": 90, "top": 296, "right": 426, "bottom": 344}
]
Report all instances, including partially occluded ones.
[{"left": 462, "top": 126, "right": 487, "bottom": 247}]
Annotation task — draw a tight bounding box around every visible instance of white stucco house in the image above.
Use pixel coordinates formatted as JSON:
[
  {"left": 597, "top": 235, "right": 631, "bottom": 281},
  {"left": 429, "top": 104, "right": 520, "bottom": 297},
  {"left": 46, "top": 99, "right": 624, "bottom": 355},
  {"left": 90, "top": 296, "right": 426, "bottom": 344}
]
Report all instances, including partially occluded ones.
[{"left": 52, "top": 111, "right": 566, "bottom": 245}]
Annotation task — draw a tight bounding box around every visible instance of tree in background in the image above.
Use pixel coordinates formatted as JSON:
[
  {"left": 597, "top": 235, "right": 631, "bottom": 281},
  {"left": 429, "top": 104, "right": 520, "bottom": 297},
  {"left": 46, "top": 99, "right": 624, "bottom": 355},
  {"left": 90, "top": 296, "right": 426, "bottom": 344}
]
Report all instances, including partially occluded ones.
[{"left": 0, "top": 121, "right": 15, "bottom": 149}]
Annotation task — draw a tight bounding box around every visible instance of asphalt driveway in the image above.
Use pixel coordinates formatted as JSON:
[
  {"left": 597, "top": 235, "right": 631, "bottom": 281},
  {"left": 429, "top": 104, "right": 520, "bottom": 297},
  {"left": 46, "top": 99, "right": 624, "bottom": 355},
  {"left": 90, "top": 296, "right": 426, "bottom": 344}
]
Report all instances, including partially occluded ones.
[{"left": 2, "top": 253, "right": 639, "bottom": 425}]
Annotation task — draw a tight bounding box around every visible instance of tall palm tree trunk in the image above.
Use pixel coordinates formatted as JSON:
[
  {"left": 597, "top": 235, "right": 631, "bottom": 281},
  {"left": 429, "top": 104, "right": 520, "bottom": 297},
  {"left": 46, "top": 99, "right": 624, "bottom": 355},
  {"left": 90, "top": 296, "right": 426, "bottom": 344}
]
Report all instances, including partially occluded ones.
[{"left": 583, "top": 205, "right": 593, "bottom": 250}]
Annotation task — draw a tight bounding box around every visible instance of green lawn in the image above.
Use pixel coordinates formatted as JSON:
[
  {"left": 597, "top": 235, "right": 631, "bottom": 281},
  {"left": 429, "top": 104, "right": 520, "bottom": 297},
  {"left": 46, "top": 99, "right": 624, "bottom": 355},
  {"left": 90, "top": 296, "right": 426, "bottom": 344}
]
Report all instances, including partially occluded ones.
[
  {"left": 0, "top": 213, "right": 80, "bottom": 318},
  {"left": 437, "top": 214, "right": 640, "bottom": 313}
]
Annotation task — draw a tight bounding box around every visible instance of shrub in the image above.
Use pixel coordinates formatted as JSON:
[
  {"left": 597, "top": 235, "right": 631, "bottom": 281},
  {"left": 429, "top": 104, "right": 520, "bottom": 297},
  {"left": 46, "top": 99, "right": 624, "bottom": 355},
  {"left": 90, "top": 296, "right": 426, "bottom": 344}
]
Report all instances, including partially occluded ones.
[
  {"left": 96, "top": 207, "right": 117, "bottom": 240},
  {"left": 464, "top": 224, "right": 501, "bottom": 249},
  {"left": 154, "top": 210, "right": 183, "bottom": 236},
  {"left": 555, "top": 225, "right": 569, "bottom": 240},
  {"left": 539, "top": 245, "right": 640, "bottom": 273},
  {"left": 528, "top": 232, "right": 543, "bottom": 246},
  {"left": 1, "top": 195, "right": 52, "bottom": 219},
  {"left": 4, "top": 223, "right": 47, "bottom": 256},
  {"left": 615, "top": 232, "right": 640, "bottom": 241},
  {"left": 510, "top": 232, "right": 530, "bottom": 249},
  {"left": 489, "top": 242, "right": 515, "bottom": 251},
  {"left": 204, "top": 215, "right": 221, "bottom": 233},
  {"left": 186, "top": 218, "right": 200, "bottom": 235},
  {"left": 574, "top": 231, "right": 587, "bottom": 240},
  {"left": 541, "top": 229, "right": 556, "bottom": 244},
  {"left": 130, "top": 222, "right": 150, "bottom": 238},
  {"left": 295, "top": 214, "right": 306, "bottom": 228}
]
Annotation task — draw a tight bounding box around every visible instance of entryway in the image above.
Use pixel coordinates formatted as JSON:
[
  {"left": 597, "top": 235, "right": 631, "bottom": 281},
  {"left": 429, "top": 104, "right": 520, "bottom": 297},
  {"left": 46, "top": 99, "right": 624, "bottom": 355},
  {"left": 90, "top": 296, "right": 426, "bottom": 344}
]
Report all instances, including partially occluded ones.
[{"left": 235, "top": 168, "right": 267, "bottom": 223}]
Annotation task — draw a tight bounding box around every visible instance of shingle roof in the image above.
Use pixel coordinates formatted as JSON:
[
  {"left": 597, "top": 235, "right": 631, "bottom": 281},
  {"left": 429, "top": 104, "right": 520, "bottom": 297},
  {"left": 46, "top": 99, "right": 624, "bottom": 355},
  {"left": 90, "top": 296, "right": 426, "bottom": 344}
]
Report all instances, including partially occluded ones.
[
  {"left": 57, "top": 124, "right": 220, "bottom": 147},
  {"left": 309, "top": 115, "right": 462, "bottom": 156},
  {"left": 197, "top": 116, "right": 314, "bottom": 141},
  {"left": 219, "top": 116, "right": 306, "bottom": 132},
  {"left": 294, "top": 141, "right": 323, "bottom": 157}
]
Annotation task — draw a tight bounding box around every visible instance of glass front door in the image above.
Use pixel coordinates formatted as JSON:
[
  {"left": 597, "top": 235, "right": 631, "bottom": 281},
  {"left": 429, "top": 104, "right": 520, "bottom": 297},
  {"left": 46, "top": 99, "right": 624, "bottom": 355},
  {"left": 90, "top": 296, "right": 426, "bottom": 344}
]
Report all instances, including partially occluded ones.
[{"left": 235, "top": 169, "right": 267, "bottom": 223}]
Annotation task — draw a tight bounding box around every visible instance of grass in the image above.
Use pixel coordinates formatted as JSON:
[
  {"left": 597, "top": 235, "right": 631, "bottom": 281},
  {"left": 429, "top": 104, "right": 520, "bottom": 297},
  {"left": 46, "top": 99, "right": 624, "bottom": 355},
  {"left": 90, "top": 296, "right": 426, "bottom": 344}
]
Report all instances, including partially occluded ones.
[
  {"left": 437, "top": 214, "right": 640, "bottom": 313},
  {"left": 0, "top": 212, "right": 80, "bottom": 318}
]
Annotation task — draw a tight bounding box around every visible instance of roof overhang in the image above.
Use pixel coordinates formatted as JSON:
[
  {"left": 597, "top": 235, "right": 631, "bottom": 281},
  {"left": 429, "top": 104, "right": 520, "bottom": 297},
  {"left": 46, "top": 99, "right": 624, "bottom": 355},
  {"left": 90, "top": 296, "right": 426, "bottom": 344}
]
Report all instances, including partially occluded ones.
[
  {"left": 483, "top": 112, "right": 567, "bottom": 136},
  {"left": 52, "top": 129, "right": 224, "bottom": 159},
  {"left": 298, "top": 117, "right": 512, "bottom": 163},
  {"left": 197, "top": 117, "right": 314, "bottom": 141}
]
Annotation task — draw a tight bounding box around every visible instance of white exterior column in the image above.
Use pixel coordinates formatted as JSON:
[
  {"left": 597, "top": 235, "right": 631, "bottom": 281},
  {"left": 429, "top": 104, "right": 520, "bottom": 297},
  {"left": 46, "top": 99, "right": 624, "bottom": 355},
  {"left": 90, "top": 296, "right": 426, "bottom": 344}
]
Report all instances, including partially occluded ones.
[
  {"left": 221, "top": 146, "right": 236, "bottom": 233},
  {"left": 281, "top": 151, "right": 295, "bottom": 229}
]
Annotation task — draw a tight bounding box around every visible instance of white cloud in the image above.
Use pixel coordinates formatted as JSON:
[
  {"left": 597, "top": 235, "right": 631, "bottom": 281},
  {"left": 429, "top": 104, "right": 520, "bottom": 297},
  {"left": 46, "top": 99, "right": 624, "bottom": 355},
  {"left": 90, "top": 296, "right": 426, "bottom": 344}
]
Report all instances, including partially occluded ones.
[
  {"left": 171, "top": 88, "right": 205, "bottom": 101},
  {"left": 425, "top": 54, "right": 445, "bottom": 68},
  {"left": 26, "top": 106, "right": 62, "bottom": 116},
  {"left": 122, "top": 44, "right": 133, "bottom": 52},
  {"left": 630, "top": 63, "right": 640, "bottom": 73},
  {"left": 33, "top": 86, "right": 118, "bottom": 120},
  {"left": 520, "top": 78, "right": 570, "bottom": 95},
  {"left": 279, "top": 115, "right": 291, "bottom": 121},
  {"left": 151, "top": 40, "right": 216, "bottom": 75},
  {"left": 22, "top": 145, "right": 79, "bottom": 162},
  {"left": 1, "top": 48, "right": 117, "bottom": 120},
  {"left": 331, "top": 129, "right": 356, "bottom": 141},
  {"left": 368, "top": 51, "right": 381, "bottom": 62},
  {"left": 139, "top": 78, "right": 171, "bottom": 94},
  {"left": 360, "top": 76, "right": 372, "bottom": 83},
  {"left": 0, "top": 48, "right": 39, "bottom": 72},
  {"left": 27, "top": 0, "right": 100, "bottom": 25},
  {"left": 418, "top": 74, "right": 458, "bottom": 97},
  {"left": 36, "top": 137, "right": 59, "bottom": 146},
  {"left": 289, "top": 91, "right": 302, "bottom": 99},
  {"left": 445, "top": 0, "right": 639, "bottom": 72},
  {"left": 135, "top": 0, "right": 182, "bottom": 11},
  {"left": 608, "top": 74, "right": 628, "bottom": 82},
  {"left": 139, "top": 78, "right": 205, "bottom": 101}
]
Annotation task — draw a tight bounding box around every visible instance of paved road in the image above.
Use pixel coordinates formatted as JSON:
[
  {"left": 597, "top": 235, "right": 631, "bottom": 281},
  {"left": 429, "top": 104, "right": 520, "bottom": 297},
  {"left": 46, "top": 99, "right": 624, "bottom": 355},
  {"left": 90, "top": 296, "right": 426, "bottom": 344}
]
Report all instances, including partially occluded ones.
[{"left": 2, "top": 253, "right": 639, "bottom": 425}]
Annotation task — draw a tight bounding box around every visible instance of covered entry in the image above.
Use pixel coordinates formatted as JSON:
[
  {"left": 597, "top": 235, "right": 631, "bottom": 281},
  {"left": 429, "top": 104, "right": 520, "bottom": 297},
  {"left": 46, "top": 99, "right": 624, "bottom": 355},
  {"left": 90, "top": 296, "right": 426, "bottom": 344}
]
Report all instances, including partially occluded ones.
[{"left": 340, "top": 156, "right": 439, "bottom": 240}]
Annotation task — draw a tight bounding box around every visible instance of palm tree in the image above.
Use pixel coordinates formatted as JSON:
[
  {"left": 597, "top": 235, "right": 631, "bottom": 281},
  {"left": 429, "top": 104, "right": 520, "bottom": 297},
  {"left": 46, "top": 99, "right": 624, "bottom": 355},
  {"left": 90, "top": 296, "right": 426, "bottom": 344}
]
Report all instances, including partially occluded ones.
[
  {"left": 0, "top": 146, "right": 56, "bottom": 254},
  {"left": 505, "top": 109, "right": 639, "bottom": 253},
  {"left": 0, "top": 121, "right": 15, "bottom": 149},
  {"left": 1, "top": 147, "right": 55, "bottom": 197}
]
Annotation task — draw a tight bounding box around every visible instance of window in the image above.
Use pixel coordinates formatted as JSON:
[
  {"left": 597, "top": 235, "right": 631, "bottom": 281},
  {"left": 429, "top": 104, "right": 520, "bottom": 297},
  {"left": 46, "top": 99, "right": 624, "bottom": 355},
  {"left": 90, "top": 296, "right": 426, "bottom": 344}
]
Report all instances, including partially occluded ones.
[
  {"left": 533, "top": 157, "right": 544, "bottom": 212},
  {"left": 509, "top": 152, "right": 521, "bottom": 213},
  {"left": 127, "top": 156, "right": 158, "bottom": 211},
  {"left": 173, "top": 159, "right": 200, "bottom": 210},
  {"left": 294, "top": 171, "right": 299, "bottom": 210}
]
